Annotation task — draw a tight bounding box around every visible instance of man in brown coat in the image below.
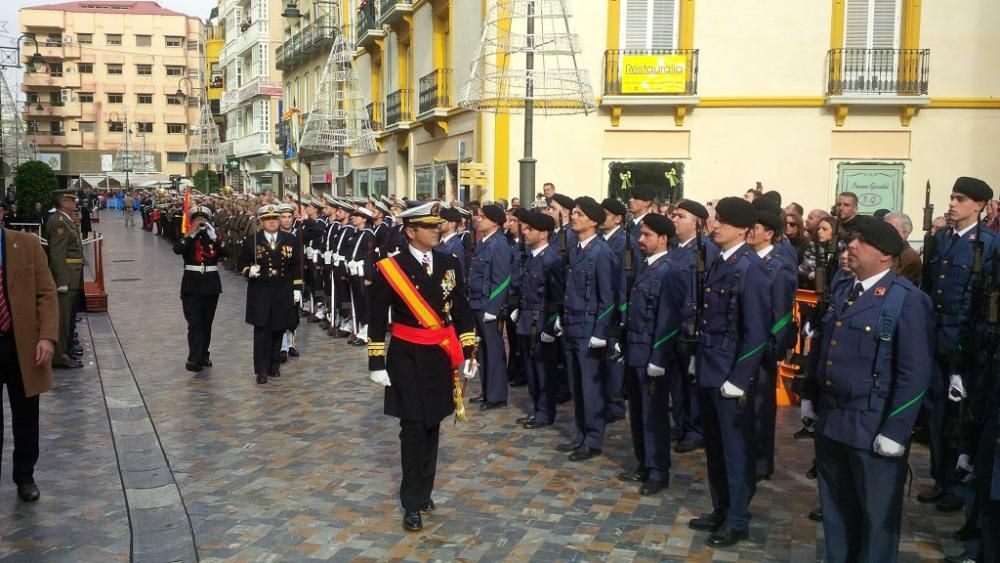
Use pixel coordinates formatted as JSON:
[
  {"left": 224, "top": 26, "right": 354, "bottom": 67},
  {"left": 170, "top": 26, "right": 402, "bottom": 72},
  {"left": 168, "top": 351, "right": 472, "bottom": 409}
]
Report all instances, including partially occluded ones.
[
  {"left": 1, "top": 225, "right": 58, "bottom": 502},
  {"left": 884, "top": 212, "right": 922, "bottom": 286}
]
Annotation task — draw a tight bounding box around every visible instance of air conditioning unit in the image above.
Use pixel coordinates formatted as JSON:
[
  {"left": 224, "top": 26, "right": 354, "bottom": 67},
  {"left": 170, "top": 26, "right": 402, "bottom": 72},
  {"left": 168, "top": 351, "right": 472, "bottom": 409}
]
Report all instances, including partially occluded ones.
[
  {"left": 63, "top": 36, "right": 73, "bottom": 44},
  {"left": 60, "top": 88, "right": 71, "bottom": 103}
]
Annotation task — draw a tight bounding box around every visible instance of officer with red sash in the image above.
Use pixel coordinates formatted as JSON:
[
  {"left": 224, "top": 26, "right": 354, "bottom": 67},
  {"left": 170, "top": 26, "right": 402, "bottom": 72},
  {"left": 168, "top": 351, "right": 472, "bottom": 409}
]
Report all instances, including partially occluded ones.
[{"left": 367, "top": 201, "right": 478, "bottom": 532}]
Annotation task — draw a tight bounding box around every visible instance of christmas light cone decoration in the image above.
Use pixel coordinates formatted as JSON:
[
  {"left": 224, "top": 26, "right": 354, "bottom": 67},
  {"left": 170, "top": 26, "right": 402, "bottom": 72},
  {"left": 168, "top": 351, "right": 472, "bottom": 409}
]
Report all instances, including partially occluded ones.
[
  {"left": 0, "top": 71, "right": 36, "bottom": 170},
  {"left": 186, "top": 101, "right": 227, "bottom": 167}
]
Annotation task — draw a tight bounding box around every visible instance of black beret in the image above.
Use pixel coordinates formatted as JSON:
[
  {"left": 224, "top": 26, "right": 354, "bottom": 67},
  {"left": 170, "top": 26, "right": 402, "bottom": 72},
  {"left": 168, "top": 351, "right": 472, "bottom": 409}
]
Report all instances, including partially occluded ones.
[
  {"left": 642, "top": 213, "right": 675, "bottom": 238},
  {"left": 754, "top": 209, "right": 783, "bottom": 232},
  {"left": 752, "top": 196, "right": 781, "bottom": 215},
  {"left": 440, "top": 206, "right": 462, "bottom": 223},
  {"left": 601, "top": 197, "right": 627, "bottom": 217},
  {"left": 512, "top": 207, "right": 531, "bottom": 222},
  {"left": 631, "top": 184, "right": 657, "bottom": 202},
  {"left": 762, "top": 190, "right": 783, "bottom": 206},
  {"left": 551, "top": 193, "right": 575, "bottom": 212},
  {"left": 872, "top": 208, "right": 891, "bottom": 220},
  {"left": 481, "top": 204, "right": 506, "bottom": 226},
  {"left": 852, "top": 215, "right": 905, "bottom": 256},
  {"left": 677, "top": 199, "right": 708, "bottom": 220},
  {"left": 575, "top": 196, "right": 606, "bottom": 225},
  {"left": 522, "top": 209, "right": 555, "bottom": 232},
  {"left": 714, "top": 197, "right": 756, "bottom": 229},
  {"left": 952, "top": 176, "right": 993, "bottom": 202}
]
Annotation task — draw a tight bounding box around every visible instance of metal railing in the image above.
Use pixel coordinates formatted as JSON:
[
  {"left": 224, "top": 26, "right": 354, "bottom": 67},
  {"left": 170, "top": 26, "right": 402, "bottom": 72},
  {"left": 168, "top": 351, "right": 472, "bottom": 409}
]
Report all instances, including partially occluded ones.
[
  {"left": 357, "top": 0, "right": 382, "bottom": 43},
  {"left": 275, "top": 17, "right": 337, "bottom": 70},
  {"left": 381, "top": 0, "right": 413, "bottom": 16},
  {"left": 366, "top": 101, "right": 383, "bottom": 131},
  {"left": 603, "top": 49, "right": 699, "bottom": 96},
  {"left": 826, "top": 48, "right": 930, "bottom": 95},
  {"left": 385, "top": 89, "right": 412, "bottom": 126},
  {"left": 418, "top": 69, "right": 451, "bottom": 114}
]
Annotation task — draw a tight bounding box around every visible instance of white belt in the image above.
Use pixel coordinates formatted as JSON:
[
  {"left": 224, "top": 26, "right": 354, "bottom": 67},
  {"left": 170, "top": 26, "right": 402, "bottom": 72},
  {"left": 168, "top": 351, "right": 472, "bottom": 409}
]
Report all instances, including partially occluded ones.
[{"left": 184, "top": 264, "right": 219, "bottom": 273}]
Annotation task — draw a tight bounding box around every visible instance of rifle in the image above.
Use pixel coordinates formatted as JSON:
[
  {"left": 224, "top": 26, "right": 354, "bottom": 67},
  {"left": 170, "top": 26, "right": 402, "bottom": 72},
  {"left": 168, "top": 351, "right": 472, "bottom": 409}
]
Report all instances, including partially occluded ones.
[
  {"left": 789, "top": 218, "right": 839, "bottom": 395},
  {"left": 612, "top": 216, "right": 634, "bottom": 364},
  {"left": 678, "top": 219, "right": 707, "bottom": 383},
  {"left": 559, "top": 210, "right": 569, "bottom": 270},
  {"left": 921, "top": 180, "right": 936, "bottom": 293}
]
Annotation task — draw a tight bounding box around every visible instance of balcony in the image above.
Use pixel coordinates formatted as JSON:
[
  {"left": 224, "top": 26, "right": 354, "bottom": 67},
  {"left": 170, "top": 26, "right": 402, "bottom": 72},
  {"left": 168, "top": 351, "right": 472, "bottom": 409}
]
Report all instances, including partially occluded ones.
[
  {"left": 379, "top": 0, "right": 413, "bottom": 26},
  {"left": 385, "top": 89, "right": 412, "bottom": 131},
  {"left": 29, "top": 130, "right": 82, "bottom": 148},
  {"left": 825, "top": 48, "right": 930, "bottom": 125},
  {"left": 366, "top": 102, "right": 383, "bottom": 132},
  {"left": 219, "top": 19, "right": 269, "bottom": 64},
  {"left": 33, "top": 41, "right": 80, "bottom": 60},
  {"left": 22, "top": 71, "right": 80, "bottom": 88},
  {"left": 418, "top": 69, "right": 451, "bottom": 118},
  {"left": 222, "top": 131, "right": 273, "bottom": 158},
  {"left": 275, "top": 17, "right": 337, "bottom": 71},
  {"left": 602, "top": 49, "right": 699, "bottom": 101},
  {"left": 24, "top": 100, "right": 82, "bottom": 118},
  {"left": 356, "top": 1, "right": 384, "bottom": 50},
  {"left": 220, "top": 76, "right": 283, "bottom": 114}
]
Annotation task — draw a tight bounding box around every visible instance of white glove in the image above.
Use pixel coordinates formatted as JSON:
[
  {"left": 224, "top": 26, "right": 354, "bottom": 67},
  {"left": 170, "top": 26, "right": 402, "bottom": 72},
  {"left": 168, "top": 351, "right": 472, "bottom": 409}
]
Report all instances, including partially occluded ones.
[
  {"left": 873, "top": 434, "right": 905, "bottom": 457},
  {"left": 461, "top": 359, "right": 478, "bottom": 380},
  {"left": 720, "top": 380, "right": 745, "bottom": 398},
  {"left": 293, "top": 290, "right": 302, "bottom": 304},
  {"left": 957, "top": 454, "right": 975, "bottom": 482},
  {"left": 646, "top": 363, "right": 665, "bottom": 377},
  {"left": 369, "top": 370, "right": 391, "bottom": 387},
  {"left": 205, "top": 224, "right": 217, "bottom": 241},
  {"left": 248, "top": 264, "right": 261, "bottom": 278},
  {"left": 354, "top": 261, "right": 365, "bottom": 276},
  {"left": 57, "top": 285, "right": 68, "bottom": 293},
  {"left": 948, "top": 374, "right": 967, "bottom": 402},
  {"left": 323, "top": 251, "right": 332, "bottom": 265},
  {"left": 484, "top": 312, "right": 498, "bottom": 322},
  {"left": 540, "top": 332, "right": 556, "bottom": 343},
  {"left": 800, "top": 398, "right": 818, "bottom": 423},
  {"left": 803, "top": 321, "right": 816, "bottom": 339},
  {"left": 332, "top": 253, "right": 342, "bottom": 266},
  {"left": 554, "top": 316, "right": 563, "bottom": 337},
  {"left": 588, "top": 336, "right": 607, "bottom": 349},
  {"left": 510, "top": 309, "right": 519, "bottom": 323}
]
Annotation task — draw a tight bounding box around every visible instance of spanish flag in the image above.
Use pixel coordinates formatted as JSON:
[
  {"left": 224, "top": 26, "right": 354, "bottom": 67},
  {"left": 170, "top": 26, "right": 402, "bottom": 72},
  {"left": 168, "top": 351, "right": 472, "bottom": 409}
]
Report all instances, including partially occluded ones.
[{"left": 180, "top": 186, "right": 192, "bottom": 234}]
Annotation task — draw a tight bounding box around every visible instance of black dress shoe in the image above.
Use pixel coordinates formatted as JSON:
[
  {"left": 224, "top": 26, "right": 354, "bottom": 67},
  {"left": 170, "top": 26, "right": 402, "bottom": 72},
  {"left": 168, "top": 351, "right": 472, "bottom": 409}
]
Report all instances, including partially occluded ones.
[
  {"left": 807, "top": 508, "right": 823, "bottom": 521},
  {"left": 670, "top": 428, "right": 684, "bottom": 442},
  {"left": 288, "top": 347, "right": 299, "bottom": 358},
  {"left": 200, "top": 359, "right": 213, "bottom": 368},
  {"left": 954, "top": 524, "right": 981, "bottom": 542},
  {"left": 509, "top": 378, "right": 527, "bottom": 387},
  {"left": 419, "top": 499, "right": 435, "bottom": 513},
  {"left": 516, "top": 414, "right": 535, "bottom": 425},
  {"left": 347, "top": 337, "right": 359, "bottom": 345},
  {"left": 17, "top": 483, "right": 40, "bottom": 503},
  {"left": 335, "top": 330, "right": 351, "bottom": 338},
  {"left": 55, "top": 359, "right": 83, "bottom": 369},
  {"left": 256, "top": 374, "right": 268, "bottom": 384},
  {"left": 706, "top": 525, "right": 748, "bottom": 547},
  {"left": 319, "top": 320, "right": 330, "bottom": 330},
  {"left": 523, "top": 419, "right": 552, "bottom": 430},
  {"left": 936, "top": 493, "right": 964, "bottom": 512},
  {"left": 568, "top": 447, "right": 601, "bottom": 461},
  {"left": 756, "top": 474, "right": 772, "bottom": 483},
  {"left": 688, "top": 512, "right": 726, "bottom": 532},
  {"left": 470, "top": 395, "right": 485, "bottom": 404},
  {"left": 351, "top": 339, "right": 368, "bottom": 347},
  {"left": 805, "top": 465, "right": 817, "bottom": 480},
  {"left": 185, "top": 362, "right": 204, "bottom": 372},
  {"left": 556, "top": 441, "right": 582, "bottom": 453},
  {"left": 616, "top": 469, "right": 649, "bottom": 483},
  {"left": 639, "top": 480, "right": 669, "bottom": 496},
  {"left": 270, "top": 370, "right": 281, "bottom": 378},
  {"left": 480, "top": 401, "right": 507, "bottom": 410},
  {"left": 403, "top": 510, "right": 423, "bottom": 531},
  {"left": 674, "top": 439, "right": 704, "bottom": 454},
  {"left": 605, "top": 415, "right": 625, "bottom": 424},
  {"left": 279, "top": 350, "right": 289, "bottom": 363},
  {"left": 793, "top": 426, "right": 815, "bottom": 439},
  {"left": 556, "top": 394, "right": 572, "bottom": 404},
  {"left": 917, "top": 486, "right": 945, "bottom": 503}
]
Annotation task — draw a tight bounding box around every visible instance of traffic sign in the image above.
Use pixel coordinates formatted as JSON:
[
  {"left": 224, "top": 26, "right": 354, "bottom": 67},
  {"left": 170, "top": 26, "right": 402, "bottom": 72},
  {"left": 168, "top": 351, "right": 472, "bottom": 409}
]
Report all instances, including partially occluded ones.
[{"left": 460, "top": 162, "right": 489, "bottom": 186}]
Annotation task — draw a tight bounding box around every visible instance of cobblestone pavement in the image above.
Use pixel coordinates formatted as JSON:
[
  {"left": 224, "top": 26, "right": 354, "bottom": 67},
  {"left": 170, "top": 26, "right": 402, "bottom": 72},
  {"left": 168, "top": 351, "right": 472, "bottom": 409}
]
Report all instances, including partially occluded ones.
[{"left": 1, "top": 214, "right": 970, "bottom": 561}]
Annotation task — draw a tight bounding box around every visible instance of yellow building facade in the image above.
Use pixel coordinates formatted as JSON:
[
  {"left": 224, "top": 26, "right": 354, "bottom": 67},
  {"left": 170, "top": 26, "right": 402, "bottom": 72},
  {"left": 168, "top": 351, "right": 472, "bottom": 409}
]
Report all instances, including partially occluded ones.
[
  {"left": 205, "top": 14, "right": 226, "bottom": 142},
  {"left": 19, "top": 1, "right": 203, "bottom": 187},
  {"left": 349, "top": 0, "right": 1000, "bottom": 221}
]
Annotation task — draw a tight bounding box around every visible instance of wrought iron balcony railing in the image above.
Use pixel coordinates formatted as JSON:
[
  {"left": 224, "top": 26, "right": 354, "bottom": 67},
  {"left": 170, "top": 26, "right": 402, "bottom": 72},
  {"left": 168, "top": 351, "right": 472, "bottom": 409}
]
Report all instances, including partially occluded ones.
[
  {"left": 385, "top": 89, "right": 412, "bottom": 126},
  {"left": 826, "top": 48, "right": 929, "bottom": 96},
  {"left": 603, "top": 49, "right": 699, "bottom": 97},
  {"left": 357, "top": 1, "right": 383, "bottom": 46},
  {"left": 418, "top": 69, "right": 451, "bottom": 115},
  {"left": 366, "top": 102, "right": 383, "bottom": 131}
]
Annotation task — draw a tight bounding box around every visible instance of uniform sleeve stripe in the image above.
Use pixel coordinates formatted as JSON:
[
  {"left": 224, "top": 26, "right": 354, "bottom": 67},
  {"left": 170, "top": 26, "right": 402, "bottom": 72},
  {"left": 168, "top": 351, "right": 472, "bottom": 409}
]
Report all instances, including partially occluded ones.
[
  {"left": 489, "top": 276, "right": 512, "bottom": 300},
  {"left": 597, "top": 305, "right": 616, "bottom": 321},
  {"left": 888, "top": 388, "right": 926, "bottom": 419},
  {"left": 619, "top": 303, "right": 628, "bottom": 313},
  {"left": 653, "top": 327, "right": 680, "bottom": 349},
  {"left": 770, "top": 311, "right": 794, "bottom": 335},
  {"left": 737, "top": 341, "right": 766, "bottom": 363}
]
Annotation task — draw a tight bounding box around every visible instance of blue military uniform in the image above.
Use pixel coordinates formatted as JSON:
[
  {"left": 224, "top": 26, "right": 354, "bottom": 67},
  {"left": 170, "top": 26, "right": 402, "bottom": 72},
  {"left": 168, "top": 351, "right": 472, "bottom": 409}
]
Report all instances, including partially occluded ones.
[
  {"left": 467, "top": 230, "right": 513, "bottom": 404},
  {"left": 516, "top": 244, "right": 565, "bottom": 424},
  {"left": 696, "top": 242, "right": 771, "bottom": 534},
  {"left": 602, "top": 225, "right": 627, "bottom": 421},
  {"left": 811, "top": 271, "right": 933, "bottom": 563},
  {"left": 753, "top": 245, "right": 798, "bottom": 478},
  {"left": 563, "top": 234, "right": 616, "bottom": 451},
  {"left": 437, "top": 232, "right": 467, "bottom": 276},
  {"left": 624, "top": 251, "right": 688, "bottom": 484}
]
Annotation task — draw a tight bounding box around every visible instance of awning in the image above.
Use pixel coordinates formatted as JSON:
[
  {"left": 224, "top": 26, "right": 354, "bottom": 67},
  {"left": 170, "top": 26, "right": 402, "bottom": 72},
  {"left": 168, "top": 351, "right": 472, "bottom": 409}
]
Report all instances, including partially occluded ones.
[{"left": 79, "top": 172, "right": 171, "bottom": 190}]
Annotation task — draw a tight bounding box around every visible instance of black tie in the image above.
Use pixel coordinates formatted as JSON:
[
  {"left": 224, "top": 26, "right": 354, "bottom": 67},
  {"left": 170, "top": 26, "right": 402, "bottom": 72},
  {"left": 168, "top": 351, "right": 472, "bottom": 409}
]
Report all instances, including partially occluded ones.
[
  {"left": 950, "top": 230, "right": 961, "bottom": 247},
  {"left": 846, "top": 282, "right": 864, "bottom": 307}
]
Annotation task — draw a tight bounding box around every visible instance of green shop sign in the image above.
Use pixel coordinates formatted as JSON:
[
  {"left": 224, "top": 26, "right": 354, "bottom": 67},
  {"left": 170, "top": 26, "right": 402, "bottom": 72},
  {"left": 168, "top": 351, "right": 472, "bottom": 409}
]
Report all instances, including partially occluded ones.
[{"left": 836, "top": 162, "right": 904, "bottom": 214}]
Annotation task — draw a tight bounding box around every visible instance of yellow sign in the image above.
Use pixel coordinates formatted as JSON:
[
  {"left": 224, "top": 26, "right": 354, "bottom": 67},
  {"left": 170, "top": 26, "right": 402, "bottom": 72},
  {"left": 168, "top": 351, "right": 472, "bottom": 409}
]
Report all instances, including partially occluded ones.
[
  {"left": 460, "top": 163, "right": 489, "bottom": 186},
  {"left": 620, "top": 54, "right": 688, "bottom": 94}
]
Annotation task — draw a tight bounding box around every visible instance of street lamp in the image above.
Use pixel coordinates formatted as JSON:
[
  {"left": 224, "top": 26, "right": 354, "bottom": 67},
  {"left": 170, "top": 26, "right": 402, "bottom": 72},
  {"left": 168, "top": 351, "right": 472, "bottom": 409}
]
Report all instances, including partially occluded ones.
[
  {"left": 0, "top": 34, "right": 44, "bottom": 190},
  {"left": 282, "top": 2, "right": 303, "bottom": 18}
]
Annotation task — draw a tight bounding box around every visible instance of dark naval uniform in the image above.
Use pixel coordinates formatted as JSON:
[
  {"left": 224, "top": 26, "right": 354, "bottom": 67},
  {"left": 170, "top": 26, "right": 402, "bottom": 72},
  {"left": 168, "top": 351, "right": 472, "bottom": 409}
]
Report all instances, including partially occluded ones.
[
  {"left": 467, "top": 230, "right": 513, "bottom": 405},
  {"left": 602, "top": 225, "right": 627, "bottom": 421},
  {"left": 367, "top": 249, "right": 476, "bottom": 515},
  {"left": 239, "top": 229, "right": 303, "bottom": 382},
  {"left": 811, "top": 271, "right": 933, "bottom": 562},
  {"left": 516, "top": 244, "right": 565, "bottom": 425},
  {"left": 173, "top": 226, "right": 223, "bottom": 369}
]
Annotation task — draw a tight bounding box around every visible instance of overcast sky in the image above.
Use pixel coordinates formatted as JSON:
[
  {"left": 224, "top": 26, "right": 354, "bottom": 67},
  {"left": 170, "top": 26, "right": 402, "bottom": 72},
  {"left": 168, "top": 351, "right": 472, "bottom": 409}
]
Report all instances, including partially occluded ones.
[{"left": 1, "top": 0, "right": 212, "bottom": 95}]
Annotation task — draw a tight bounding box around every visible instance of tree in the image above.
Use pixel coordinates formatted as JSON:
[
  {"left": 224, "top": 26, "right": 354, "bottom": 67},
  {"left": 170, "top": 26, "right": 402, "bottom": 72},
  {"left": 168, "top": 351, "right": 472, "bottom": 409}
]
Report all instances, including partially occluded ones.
[
  {"left": 192, "top": 168, "right": 221, "bottom": 194},
  {"left": 15, "top": 160, "right": 57, "bottom": 218}
]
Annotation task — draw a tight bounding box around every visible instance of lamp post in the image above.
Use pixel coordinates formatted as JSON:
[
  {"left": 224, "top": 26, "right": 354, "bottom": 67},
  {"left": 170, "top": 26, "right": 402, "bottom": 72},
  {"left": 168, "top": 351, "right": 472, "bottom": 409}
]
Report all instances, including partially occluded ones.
[
  {"left": 106, "top": 111, "right": 131, "bottom": 193},
  {"left": 0, "top": 35, "right": 44, "bottom": 193}
]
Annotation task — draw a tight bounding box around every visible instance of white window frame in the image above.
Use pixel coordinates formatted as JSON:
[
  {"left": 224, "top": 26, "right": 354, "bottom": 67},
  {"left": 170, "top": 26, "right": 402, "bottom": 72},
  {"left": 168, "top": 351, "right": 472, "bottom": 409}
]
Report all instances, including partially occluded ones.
[
  {"left": 619, "top": 0, "right": 679, "bottom": 51},
  {"left": 842, "top": 0, "right": 902, "bottom": 93}
]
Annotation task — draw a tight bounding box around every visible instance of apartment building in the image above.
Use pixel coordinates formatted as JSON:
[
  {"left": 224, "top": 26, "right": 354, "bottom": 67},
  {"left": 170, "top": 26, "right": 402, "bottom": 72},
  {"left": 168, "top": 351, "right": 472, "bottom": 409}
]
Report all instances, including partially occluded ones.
[
  {"left": 218, "top": 0, "right": 285, "bottom": 193},
  {"left": 350, "top": 0, "right": 1000, "bottom": 222},
  {"left": 19, "top": 0, "right": 203, "bottom": 188},
  {"left": 205, "top": 13, "right": 226, "bottom": 142}
]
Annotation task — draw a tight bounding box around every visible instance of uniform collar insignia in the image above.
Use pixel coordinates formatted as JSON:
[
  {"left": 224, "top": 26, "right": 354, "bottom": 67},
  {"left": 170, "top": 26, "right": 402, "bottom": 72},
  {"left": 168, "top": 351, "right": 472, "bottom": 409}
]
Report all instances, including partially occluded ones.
[{"left": 874, "top": 286, "right": 886, "bottom": 297}]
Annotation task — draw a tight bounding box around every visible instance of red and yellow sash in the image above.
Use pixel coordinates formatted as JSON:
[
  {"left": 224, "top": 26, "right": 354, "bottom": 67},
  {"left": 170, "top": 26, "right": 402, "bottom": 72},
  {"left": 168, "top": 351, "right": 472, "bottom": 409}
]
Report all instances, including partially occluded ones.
[{"left": 377, "top": 257, "right": 463, "bottom": 368}]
